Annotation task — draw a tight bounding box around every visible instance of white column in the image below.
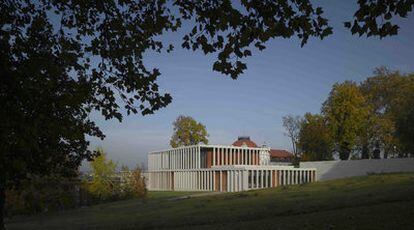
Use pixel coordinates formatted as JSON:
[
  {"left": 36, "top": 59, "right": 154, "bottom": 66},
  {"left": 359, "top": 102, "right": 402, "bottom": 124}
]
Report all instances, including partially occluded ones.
[
  {"left": 289, "top": 170, "right": 292, "bottom": 185},
  {"left": 270, "top": 170, "right": 273, "bottom": 187},
  {"left": 196, "top": 147, "right": 199, "bottom": 169},
  {"left": 189, "top": 148, "right": 192, "bottom": 169},
  {"left": 202, "top": 171, "right": 204, "bottom": 190},
  {"left": 235, "top": 171, "right": 239, "bottom": 192},
  {"left": 241, "top": 170, "right": 247, "bottom": 191},
  {"left": 182, "top": 148, "right": 185, "bottom": 169},
  {"left": 176, "top": 150, "right": 178, "bottom": 169},
  {"left": 186, "top": 148, "right": 189, "bottom": 169},
  {"left": 172, "top": 150, "right": 175, "bottom": 169},
  {"left": 206, "top": 171, "right": 209, "bottom": 191},
  {"left": 220, "top": 171, "right": 223, "bottom": 191},
  {"left": 207, "top": 171, "right": 210, "bottom": 191},
  {"left": 209, "top": 171, "right": 214, "bottom": 191},
  {"left": 212, "top": 170, "right": 215, "bottom": 191},
  {"left": 229, "top": 148, "right": 232, "bottom": 165},
  {"left": 199, "top": 171, "right": 202, "bottom": 191},
  {"left": 260, "top": 170, "right": 264, "bottom": 188},
  {"left": 187, "top": 148, "right": 191, "bottom": 170},
  {"left": 193, "top": 171, "right": 197, "bottom": 190},
  {"left": 232, "top": 171, "right": 235, "bottom": 192},
  {"left": 173, "top": 150, "right": 175, "bottom": 169},
  {"left": 209, "top": 171, "right": 212, "bottom": 191},
  {"left": 183, "top": 149, "right": 185, "bottom": 169},
  {"left": 169, "top": 149, "right": 174, "bottom": 169},
  {"left": 193, "top": 147, "right": 196, "bottom": 169},
  {"left": 228, "top": 170, "right": 233, "bottom": 192},
  {"left": 239, "top": 170, "right": 243, "bottom": 191},
  {"left": 181, "top": 172, "right": 184, "bottom": 190},
  {"left": 295, "top": 171, "right": 298, "bottom": 184},
  {"left": 210, "top": 171, "right": 214, "bottom": 191},
  {"left": 197, "top": 171, "right": 200, "bottom": 190},
  {"left": 178, "top": 149, "right": 181, "bottom": 169},
  {"left": 241, "top": 149, "right": 247, "bottom": 165},
  {"left": 286, "top": 170, "right": 289, "bottom": 185}
]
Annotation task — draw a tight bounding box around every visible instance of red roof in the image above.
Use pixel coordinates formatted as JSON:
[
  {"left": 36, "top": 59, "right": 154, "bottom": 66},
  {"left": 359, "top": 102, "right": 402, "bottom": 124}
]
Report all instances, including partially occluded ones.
[
  {"left": 269, "top": 149, "right": 293, "bottom": 158},
  {"left": 232, "top": 136, "right": 258, "bottom": 147}
]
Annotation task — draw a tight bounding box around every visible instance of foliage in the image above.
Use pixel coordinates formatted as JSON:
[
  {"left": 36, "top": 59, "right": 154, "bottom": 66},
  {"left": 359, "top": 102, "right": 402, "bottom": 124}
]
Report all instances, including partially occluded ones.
[
  {"left": 322, "top": 81, "right": 369, "bottom": 160},
  {"left": 282, "top": 115, "right": 303, "bottom": 158},
  {"left": 170, "top": 115, "right": 209, "bottom": 148},
  {"left": 5, "top": 176, "right": 79, "bottom": 217},
  {"left": 360, "top": 67, "right": 414, "bottom": 157},
  {"left": 345, "top": 0, "right": 414, "bottom": 38},
  {"left": 298, "top": 113, "right": 333, "bottom": 161},
  {"left": 87, "top": 149, "right": 117, "bottom": 201},
  {"left": 393, "top": 77, "right": 414, "bottom": 154},
  {"left": 123, "top": 166, "right": 147, "bottom": 199}
]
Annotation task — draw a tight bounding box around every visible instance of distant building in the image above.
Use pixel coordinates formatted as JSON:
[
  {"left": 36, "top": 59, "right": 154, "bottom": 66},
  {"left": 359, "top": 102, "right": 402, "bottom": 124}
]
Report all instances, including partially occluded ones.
[
  {"left": 232, "top": 136, "right": 293, "bottom": 163},
  {"left": 147, "top": 136, "right": 315, "bottom": 192}
]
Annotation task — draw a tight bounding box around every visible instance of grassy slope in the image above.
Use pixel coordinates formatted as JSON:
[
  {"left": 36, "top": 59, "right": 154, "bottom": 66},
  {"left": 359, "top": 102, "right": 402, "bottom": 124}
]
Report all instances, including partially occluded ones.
[{"left": 6, "top": 173, "right": 414, "bottom": 230}]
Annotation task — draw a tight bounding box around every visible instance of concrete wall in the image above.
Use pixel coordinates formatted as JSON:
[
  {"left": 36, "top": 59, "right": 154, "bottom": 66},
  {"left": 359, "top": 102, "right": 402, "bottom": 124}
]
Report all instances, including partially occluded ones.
[{"left": 300, "top": 158, "right": 414, "bottom": 181}]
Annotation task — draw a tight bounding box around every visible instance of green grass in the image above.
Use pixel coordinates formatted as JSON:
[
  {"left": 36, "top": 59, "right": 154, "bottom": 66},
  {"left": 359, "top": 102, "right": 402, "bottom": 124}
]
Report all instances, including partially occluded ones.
[
  {"left": 6, "top": 173, "right": 414, "bottom": 230},
  {"left": 147, "top": 191, "right": 202, "bottom": 199}
]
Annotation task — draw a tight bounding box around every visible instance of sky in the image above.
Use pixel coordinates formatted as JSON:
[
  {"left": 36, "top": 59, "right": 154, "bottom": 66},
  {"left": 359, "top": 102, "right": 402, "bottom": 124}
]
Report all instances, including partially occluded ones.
[{"left": 83, "top": 1, "right": 414, "bottom": 171}]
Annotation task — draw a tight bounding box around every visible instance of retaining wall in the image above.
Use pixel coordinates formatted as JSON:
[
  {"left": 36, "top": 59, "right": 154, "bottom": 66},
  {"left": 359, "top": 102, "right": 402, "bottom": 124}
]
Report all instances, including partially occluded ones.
[{"left": 300, "top": 158, "right": 414, "bottom": 181}]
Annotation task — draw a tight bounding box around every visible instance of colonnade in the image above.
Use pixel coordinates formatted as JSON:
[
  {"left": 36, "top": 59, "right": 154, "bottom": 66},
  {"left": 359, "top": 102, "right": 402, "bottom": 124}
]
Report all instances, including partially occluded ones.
[
  {"left": 148, "top": 146, "right": 201, "bottom": 170},
  {"left": 148, "top": 145, "right": 266, "bottom": 171},
  {"left": 211, "top": 147, "right": 261, "bottom": 166},
  {"left": 147, "top": 168, "right": 316, "bottom": 192}
]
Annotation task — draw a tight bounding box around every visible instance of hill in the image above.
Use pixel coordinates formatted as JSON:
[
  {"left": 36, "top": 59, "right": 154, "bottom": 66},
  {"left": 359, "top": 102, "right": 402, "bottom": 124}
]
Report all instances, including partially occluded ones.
[{"left": 6, "top": 173, "right": 414, "bottom": 229}]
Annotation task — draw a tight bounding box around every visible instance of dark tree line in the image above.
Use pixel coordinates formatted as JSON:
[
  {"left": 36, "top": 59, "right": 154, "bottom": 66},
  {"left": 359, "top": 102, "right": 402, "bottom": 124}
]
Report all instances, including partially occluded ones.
[{"left": 293, "top": 67, "right": 414, "bottom": 161}]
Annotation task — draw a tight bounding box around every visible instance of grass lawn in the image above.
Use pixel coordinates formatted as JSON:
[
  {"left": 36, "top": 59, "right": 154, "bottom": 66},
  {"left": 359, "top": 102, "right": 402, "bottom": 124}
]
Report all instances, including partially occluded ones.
[{"left": 6, "top": 173, "right": 414, "bottom": 229}]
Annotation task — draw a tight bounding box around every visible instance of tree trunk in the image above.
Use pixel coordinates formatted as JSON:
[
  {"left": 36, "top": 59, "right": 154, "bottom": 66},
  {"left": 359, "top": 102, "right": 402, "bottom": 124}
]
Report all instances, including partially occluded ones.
[
  {"left": 0, "top": 178, "right": 5, "bottom": 230},
  {"left": 361, "top": 143, "right": 369, "bottom": 159},
  {"left": 339, "top": 143, "right": 351, "bottom": 160}
]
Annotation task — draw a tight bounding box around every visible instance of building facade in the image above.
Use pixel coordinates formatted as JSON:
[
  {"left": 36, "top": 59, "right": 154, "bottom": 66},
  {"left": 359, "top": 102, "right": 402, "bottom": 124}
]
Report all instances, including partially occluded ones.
[{"left": 147, "top": 143, "right": 317, "bottom": 192}]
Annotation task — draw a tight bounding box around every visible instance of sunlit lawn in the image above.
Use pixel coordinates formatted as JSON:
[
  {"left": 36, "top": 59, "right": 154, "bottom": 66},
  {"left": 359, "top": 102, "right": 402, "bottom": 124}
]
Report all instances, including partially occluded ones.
[{"left": 6, "top": 173, "right": 414, "bottom": 230}]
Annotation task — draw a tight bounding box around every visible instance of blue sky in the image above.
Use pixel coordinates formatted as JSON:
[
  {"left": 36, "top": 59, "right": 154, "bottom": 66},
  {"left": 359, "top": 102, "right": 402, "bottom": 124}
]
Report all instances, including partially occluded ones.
[{"left": 84, "top": 1, "right": 414, "bottom": 170}]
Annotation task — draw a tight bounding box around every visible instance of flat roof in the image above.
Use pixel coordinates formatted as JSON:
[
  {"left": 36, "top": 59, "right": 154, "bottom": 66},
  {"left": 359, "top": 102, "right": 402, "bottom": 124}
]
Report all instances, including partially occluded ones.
[{"left": 149, "top": 144, "right": 270, "bottom": 154}]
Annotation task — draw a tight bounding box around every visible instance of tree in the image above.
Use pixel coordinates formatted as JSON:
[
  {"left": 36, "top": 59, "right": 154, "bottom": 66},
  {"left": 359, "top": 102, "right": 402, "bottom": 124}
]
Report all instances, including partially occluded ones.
[
  {"left": 128, "top": 166, "right": 147, "bottom": 199},
  {"left": 359, "top": 67, "right": 414, "bottom": 157},
  {"left": 393, "top": 75, "right": 414, "bottom": 155},
  {"left": 282, "top": 115, "right": 303, "bottom": 158},
  {"left": 1, "top": 1, "right": 413, "bottom": 228},
  {"left": 170, "top": 115, "right": 209, "bottom": 148},
  {"left": 298, "top": 113, "right": 333, "bottom": 161},
  {"left": 322, "top": 81, "right": 369, "bottom": 160},
  {"left": 87, "top": 148, "right": 117, "bottom": 201}
]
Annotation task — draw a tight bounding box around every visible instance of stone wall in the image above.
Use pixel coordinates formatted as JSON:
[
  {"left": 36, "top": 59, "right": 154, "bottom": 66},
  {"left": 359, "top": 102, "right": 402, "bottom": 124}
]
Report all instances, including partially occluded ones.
[{"left": 300, "top": 158, "right": 414, "bottom": 181}]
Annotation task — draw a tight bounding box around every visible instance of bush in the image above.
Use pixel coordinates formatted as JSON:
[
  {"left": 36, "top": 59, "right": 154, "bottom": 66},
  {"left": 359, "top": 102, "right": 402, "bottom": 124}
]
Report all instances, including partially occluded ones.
[{"left": 5, "top": 175, "right": 80, "bottom": 217}]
